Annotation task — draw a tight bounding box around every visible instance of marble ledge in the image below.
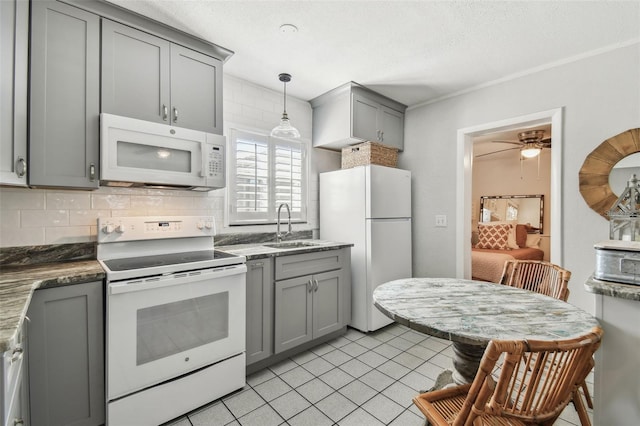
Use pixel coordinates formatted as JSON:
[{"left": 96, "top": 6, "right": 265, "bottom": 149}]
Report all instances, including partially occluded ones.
[
  {"left": 584, "top": 275, "right": 640, "bottom": 301},
  {"left": 0, "top": 260, "right": 105, "bottom": 353}
]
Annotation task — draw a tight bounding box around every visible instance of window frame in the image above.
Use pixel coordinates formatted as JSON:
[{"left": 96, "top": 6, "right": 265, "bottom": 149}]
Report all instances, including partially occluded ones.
[{"left": 226, "top": 126, "right": 309, "bottom": 226}]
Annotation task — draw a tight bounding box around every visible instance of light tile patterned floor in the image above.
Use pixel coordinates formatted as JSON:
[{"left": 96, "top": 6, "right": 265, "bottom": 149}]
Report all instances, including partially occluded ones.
[{"left": 166, "top": 323, "right": 593, "bottom": 426}]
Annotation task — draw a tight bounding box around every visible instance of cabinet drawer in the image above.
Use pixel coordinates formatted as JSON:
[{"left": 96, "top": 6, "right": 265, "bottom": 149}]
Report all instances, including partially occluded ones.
[{"left": 275, "top": 249, "right": 344, "bottom": 281}]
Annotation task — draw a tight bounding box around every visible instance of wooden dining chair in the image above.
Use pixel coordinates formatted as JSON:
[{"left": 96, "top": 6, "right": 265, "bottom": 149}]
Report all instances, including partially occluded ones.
[
  {"left": 413, "top": 326, "right": 603, "bottom": 426},
  {"left": 499, "top": 259, "right": 571, "bottom": 302},
  {"left": 498, "top": 259, "right": 594, "bottom": 423}
]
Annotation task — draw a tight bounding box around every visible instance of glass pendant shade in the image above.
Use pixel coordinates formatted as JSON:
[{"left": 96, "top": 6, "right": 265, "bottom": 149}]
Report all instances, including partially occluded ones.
[
  {"left": 271, "top": 112, "right": 300, "bottom": 138},
  {"left": 271, "top": 73, "right": 300, "bottom": 138}
]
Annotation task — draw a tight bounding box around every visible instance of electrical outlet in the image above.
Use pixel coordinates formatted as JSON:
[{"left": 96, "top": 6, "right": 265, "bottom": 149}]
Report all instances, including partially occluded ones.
[{"left": 435, "top": 215, "right": 447, "bottom": 227}]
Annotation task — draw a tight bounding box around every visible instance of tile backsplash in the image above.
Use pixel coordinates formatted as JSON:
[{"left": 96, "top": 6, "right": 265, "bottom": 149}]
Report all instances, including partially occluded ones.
[{"left": 0, "top": 75, "right": 340, "bottom": 248}]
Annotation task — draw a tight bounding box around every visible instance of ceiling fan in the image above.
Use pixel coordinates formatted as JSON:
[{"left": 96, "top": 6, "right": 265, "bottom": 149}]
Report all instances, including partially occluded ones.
[{"left": 476, "top": 130, "right": 551, "bottom": 159}]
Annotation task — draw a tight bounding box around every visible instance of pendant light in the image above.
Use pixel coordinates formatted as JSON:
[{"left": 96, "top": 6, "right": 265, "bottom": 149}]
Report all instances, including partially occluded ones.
[{"left": 270, "top": 73, "right": 300, "bottom": 138}]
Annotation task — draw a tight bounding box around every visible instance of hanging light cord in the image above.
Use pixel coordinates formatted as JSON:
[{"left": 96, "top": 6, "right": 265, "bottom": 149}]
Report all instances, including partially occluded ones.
[{"left": 282, "top": 79, "right": 288, "bottom": 118}]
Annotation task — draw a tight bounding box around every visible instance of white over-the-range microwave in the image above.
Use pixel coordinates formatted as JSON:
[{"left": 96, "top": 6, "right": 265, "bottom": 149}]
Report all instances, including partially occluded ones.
[{"left": 100, "top": 113, "right": 225, "bottom": 191}]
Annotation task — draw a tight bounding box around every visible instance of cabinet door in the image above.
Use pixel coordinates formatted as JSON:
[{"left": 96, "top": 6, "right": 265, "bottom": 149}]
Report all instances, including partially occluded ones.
[
  {"left": 352, "top": 92, "right": 380, "bottom": 142},
  {"left": 274, "top": 276, "right": 312, "bottom": 354},
  {"left": 0, "top": 0, "right": 28, "bottom": 186},
  {"left": 101, "top": 19, "right": 170, "bottom": 124},
  {"left": 312, "top": 270, "right": 344, "bottom": 339},
  {"left": 246, "top": 259, "right": 273, "bottom": 365},
  {"left": 27, "top": 281, "right": 104, "bottom": 426},
  {"left": 170, "top": 44, "right": 222, "bottom": 134},
  {"left": 379, "top": 105, "right": 404, "bottom": 150},
  {"left": 29, "top": 0, "right": 100, "bottom": 189}
]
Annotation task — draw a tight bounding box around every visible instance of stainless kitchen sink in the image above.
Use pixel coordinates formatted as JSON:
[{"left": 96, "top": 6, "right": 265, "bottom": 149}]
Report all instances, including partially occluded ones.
[{"left": 263, "top": 241, "right": 322, "bottom": 249}]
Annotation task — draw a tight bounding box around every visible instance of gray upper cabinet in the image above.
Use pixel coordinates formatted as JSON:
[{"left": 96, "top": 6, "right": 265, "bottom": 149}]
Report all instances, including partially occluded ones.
[
  {"left": 102, "top": 19, "right": 223, "bottom": 134},
  {"left": 170, "top": 44, "right": 222, "bottom": 133},
  {"left": 27, "top": 281, "right": 104, "bottom": 426},
  {"left": 311, "top": 82, "right": 406, "bottom": 151},
  {"left": 246, "top": 258, "right": 274, "bottom": 366},
  {"left": 29, "top": 0, "right": 100, "bottom": 189},
  {"left": 0, "top": 0, "right": 28, "bottom": 187},
  {"left": 101, "top": 19, "right": 170, "bottom": 124}
]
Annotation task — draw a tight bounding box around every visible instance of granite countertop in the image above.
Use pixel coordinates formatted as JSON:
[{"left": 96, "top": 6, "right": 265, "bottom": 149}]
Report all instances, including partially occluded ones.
[
  {"left": 0, "top": 260, "right": 105, "bottom": 352},
  {"left": 216, "top": 240, "right": 354, "bottom": 260},
  {"left": 584, "top": 275, "right": 640, "bottom": 301},
  {"left": 0, "top": 239, "right": 353, "bottom": 353}
]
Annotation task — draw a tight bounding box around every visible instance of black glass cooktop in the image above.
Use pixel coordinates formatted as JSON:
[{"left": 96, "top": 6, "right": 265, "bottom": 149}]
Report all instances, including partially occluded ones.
[{"left": 103, "top": 250, "right": 238, "bottom": 272}]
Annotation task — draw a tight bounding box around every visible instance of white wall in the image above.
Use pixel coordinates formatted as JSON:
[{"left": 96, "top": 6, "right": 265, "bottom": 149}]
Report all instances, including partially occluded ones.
[
  {"left": 0, "top": 74, "right": 340, "bottom": 247},
  {"left": 402, "top": 43, "right": 640, "bottom": 313}
]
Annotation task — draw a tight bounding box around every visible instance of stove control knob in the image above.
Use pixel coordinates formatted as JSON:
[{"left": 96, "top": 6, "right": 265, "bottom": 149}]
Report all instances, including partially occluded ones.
[
  {"left": 103, "top": 224, "right": 114, "bottom": 234},
  {"left": 115, "top": 224, "right": 125, "bottom": 234},
  {"left": 205, "top": 221, "right": 213, "bottom": 230},
  {"left": 197, "top": 221, "right": 205, "bottom": 230}
]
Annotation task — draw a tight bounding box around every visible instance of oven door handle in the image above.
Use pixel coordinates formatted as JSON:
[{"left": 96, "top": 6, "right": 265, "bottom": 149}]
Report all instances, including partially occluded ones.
[{"left": 109, "top": 264, "right": 247, "bottom": 295}]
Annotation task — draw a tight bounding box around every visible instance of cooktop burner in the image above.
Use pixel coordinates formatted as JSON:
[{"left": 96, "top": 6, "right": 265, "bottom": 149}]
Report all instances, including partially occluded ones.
[{"left": 103, "top": 250, "right": 238, "bottom": 272}]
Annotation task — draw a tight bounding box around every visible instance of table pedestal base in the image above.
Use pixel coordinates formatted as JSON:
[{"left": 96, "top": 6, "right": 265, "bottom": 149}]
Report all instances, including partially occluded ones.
[
  {"left": 424, "top": 342, "right": 486, "bottom": 392},
  {"left": 452, "top": 342, "right": 485, "bottom": 385}
]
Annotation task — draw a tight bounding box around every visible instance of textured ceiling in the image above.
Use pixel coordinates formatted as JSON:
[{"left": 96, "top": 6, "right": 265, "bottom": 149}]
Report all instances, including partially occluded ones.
[{"left": 106, "top": 0, "right": 640, "bottom": 106}]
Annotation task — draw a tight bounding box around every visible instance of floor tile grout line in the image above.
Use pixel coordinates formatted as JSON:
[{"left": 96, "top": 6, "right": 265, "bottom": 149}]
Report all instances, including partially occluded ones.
[{"left": 180, "top": 324, "right": 590, "bottom": 426}]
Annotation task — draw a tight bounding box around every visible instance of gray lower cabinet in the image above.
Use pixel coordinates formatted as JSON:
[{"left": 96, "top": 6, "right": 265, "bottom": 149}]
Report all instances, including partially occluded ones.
[
  {"left": 1, "top": 319, "right": 28, "bottom": 426},
  {"left": 29, "top": 0, "right": 100, "bottom": 189},
  {"left": 101, "top": 19, "right": 223, "bottom": 134},
  {"left": 246, "top": 258, "right": 273, "bottom": 366},
  {"left": 0, "top": 0, "right": 28, "bottom": 187},
  {"left": 27, "top": 281, "right": 104, "bottom": 426},
  {"left": 274, "top": 249, "right": 350, "bottom": 354}
]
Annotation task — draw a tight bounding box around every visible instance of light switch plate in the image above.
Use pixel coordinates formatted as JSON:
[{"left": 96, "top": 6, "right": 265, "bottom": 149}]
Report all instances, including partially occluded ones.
[{"left": 435, "top": 215, "right": 447, "bottom": 227}]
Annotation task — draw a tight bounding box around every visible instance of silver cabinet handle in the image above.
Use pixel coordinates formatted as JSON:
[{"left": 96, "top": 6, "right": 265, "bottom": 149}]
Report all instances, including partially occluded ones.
[
  {"left": 376, "top": 130, "right": 380, "bottom": 140},
  {"left": 173, "top": 107, "right": 179, "bottom": 122},
  {"left": 308, "top": 279, "right": 313, "bottom": 293},
  {"left": 11, "top": 346, "right": 23, "bottom": 364},
  {"left": 89, "top": 163, "right": 96, "bottom": 181},
  {"left": 313, "top": 279, "right": 319, "bottom": 292},
  {"left": 13, "top": 418, "right": 24, "bottom": 426},
  {"left": 16, "top": 157, "right": 26, "bottom": 178},
  {"left": 380, "top": 130, "right": 384, "bottom": 141},
  {"left": 162, "top": 104, "right": 168, "bottom": 121}
]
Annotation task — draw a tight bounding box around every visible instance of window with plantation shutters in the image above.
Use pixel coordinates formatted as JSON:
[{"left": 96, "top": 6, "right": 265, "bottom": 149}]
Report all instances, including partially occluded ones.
[{"left": 228, "top": 128, "right": 308, "bottom": 225}]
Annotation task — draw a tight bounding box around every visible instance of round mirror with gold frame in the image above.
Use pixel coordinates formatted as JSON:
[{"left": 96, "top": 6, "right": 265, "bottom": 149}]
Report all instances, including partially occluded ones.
[{"left": 579, "top": 128, "right": 640, "bottom": 219}]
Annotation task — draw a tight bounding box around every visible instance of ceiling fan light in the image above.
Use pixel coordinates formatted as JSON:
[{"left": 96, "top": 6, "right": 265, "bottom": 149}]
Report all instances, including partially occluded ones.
[
  {"left": 521, "top": 147, "right": 541, "bottom": 158},
  {"left": 271, "top": 73, "right": 300, "bottom": 139}
]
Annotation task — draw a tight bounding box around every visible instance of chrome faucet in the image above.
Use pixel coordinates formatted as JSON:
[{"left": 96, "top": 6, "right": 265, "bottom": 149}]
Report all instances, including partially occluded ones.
[{"left": 276, "top": 203, "right": 292, "bottom": 243}]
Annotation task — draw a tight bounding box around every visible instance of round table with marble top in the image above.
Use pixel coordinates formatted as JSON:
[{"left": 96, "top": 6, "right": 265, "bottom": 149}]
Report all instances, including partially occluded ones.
[{"left": 373, "top": 277, "right": 600, "bottom": 386}]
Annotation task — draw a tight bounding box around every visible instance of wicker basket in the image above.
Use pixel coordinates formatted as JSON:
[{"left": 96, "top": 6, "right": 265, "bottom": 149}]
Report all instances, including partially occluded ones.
[{"left": 341, "top": 141, "right": 398, "bottom": 169}]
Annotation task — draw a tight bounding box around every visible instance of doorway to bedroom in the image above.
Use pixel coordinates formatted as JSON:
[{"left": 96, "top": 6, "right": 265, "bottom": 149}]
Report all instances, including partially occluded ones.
[{"left": 455, "top": 109, "right": 563, "bottom": 280}]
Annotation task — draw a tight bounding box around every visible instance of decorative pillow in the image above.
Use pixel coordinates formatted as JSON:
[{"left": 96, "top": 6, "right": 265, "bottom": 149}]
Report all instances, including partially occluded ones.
[
  {"left": 506, "top": 228, "right": 519, "bottom": 249},
  {"left": 526, "top": 234, "right": 542, "bottom": 248},
  {"left": 476, "top": 223, "right": 511, "bottom": 250},
  {"left": 515, "top": 224, "right": 528, "bottom": 248}
]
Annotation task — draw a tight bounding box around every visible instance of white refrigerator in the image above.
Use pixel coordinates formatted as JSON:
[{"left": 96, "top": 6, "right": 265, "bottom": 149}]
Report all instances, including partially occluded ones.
[{"left": 320, "top": 165, "right": 412, "bottom": 332}]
